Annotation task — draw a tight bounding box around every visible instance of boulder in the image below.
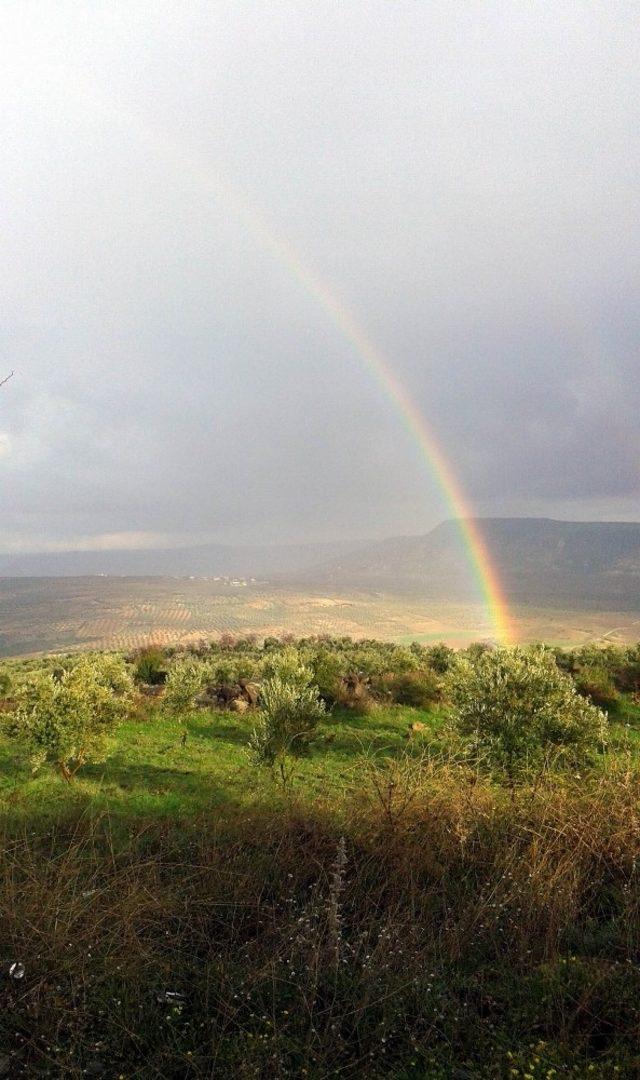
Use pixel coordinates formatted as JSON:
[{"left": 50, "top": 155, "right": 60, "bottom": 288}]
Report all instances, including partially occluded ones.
[{"left": 239, "top": 680, "right": 260, "bottom": 706}]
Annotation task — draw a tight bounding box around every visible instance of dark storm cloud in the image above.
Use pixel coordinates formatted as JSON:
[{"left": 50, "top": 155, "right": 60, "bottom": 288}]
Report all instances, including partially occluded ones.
[{"left": 0, "top": 1, "right": 638, "bottom": 552}]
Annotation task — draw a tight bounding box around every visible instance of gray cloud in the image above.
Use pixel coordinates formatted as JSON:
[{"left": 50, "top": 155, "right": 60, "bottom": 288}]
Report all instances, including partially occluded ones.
[{"left": 1, "top": 1, "right": 638, "bottom": 553}]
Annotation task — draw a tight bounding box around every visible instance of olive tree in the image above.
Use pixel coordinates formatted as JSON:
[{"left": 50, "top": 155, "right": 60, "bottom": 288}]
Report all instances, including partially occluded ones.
[
  {"left": 445, "top": 646, "right": 608, "bottom": 782},
  {"left": 163, "top": 658, "right": 208, "bottom": 744},
  {"left": 5, "top": 654, "right": 133, "bottom": 782},
  {"left": 249, "top": 651, "right": 325, "bottom": 779}
]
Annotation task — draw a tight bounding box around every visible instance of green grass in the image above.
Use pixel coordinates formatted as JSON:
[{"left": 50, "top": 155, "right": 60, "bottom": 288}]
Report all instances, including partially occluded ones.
[
  {"left": 0, "top": 699, "right": 440, "bottom": 823},
  {"left": 1, "top": 687, "right": 638, "bottom": 826},
  {"left": 1, "top": 660, "right": 640, "bottom": 1077}
]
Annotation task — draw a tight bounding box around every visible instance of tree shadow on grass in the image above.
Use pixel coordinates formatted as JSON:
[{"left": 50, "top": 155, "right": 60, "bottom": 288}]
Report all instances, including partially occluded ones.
[
  {"left": 79, "top": 756, "right": 242, "bottom": 811},
  {"left": 318, "top": 709, "right": 422, "bottom": 755},
  {"left": 186, "top": 711, "right": 254, "bottom": 747},
  {"left": 317, "top": 732, "right": 407, "bottom": 762}
]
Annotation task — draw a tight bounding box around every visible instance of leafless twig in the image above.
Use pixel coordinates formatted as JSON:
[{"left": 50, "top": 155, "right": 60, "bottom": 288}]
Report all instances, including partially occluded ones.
[{"left": 0, "top": 371, "right": 14, "bottom": 388}]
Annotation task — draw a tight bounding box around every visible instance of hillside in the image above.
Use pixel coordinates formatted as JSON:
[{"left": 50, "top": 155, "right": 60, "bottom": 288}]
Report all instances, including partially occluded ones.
[
  {"left": 299, "top": 518, "right": 640, "bottom": 609},
  {"left": 2, "top": 638, "right": 640, "bottom": 1075}
]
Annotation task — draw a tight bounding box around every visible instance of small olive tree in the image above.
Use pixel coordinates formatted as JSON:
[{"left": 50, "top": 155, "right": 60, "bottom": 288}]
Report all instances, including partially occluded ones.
[
  {"left": 133, "top": 645, "right": 167, "bottom": 685},
  {"left": 5, "top": 654, "right": 133, "bottom": 782},
  {"left": 445, "top": 646, "right": 608, "bottom": 783},
  {"left": 249, "top": 651, "right": 325, "bottom": 780},
  {"left": 163, "top": 658, "right": 208, "bottom": 744}
]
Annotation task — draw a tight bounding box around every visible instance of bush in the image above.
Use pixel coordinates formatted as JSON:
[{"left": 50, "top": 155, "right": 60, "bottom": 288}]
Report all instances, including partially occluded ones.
[
  {"left": 133, "top": 645, "right": 167, "bottom": 685},
  {"left": 260, "top": 647, "right": 310, "bottom": 686},
  {"left": 445, "top": 646, "right": 608, "bottom": 782},
  {"left": 4, "top": 654, "right": 133, "bottom": 781},
  {"left": 0, "top": 668, "right": 12, "bottom": 696},
  {"left": 424, "top": 642, "right": 456, "bottom": 674},
  {"left": 461, "top": 641, "right": 495, "bottom": 662},
  {"left": 163, "top": 659, "right": 208, "bottom": 741},
  {"left": 211, "top": 656, "right": 259, "bottom": 688},
  {"left": 308, "top": 649, "right": 346, "bottom": 706},
  {"left": 249, "top": 653, "right": 325, "bottom": 772},
  {"left": 334, "top": 673, "right": 375, "bottom": 715},
  {"left": 552, "top": 646, "right": 578, "bottom": 675},
  {"left": 613, "top": 644, "right": 640, "bottom": 693},
  {"left": 555, "top": 643, "right": 640, "bottom": 698},
  {"left": 371, "top": 668, "right": 441, "bottom": 708},
  {"left": 574, "top": 665, "right": 621, "bottom": 711}
]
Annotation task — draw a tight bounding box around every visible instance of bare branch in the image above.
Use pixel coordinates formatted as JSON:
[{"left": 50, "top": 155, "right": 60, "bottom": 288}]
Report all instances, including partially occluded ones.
[{"left": 0, "top": 371, "right": 14, "bottom": 388}]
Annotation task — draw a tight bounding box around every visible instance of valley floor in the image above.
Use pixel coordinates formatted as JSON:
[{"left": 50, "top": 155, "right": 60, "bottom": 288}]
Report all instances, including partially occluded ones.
[{"left": 2, "top": 576, "right": 640, "bottom": 657}]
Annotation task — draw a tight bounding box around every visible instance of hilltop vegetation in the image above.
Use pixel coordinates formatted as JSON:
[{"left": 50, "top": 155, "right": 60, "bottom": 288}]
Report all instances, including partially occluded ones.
[{"left": 1, "top": 636, "right": 639, "bottom": 1077}]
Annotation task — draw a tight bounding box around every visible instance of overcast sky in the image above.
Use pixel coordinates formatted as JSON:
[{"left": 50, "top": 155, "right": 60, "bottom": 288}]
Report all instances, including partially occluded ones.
[{"left": 1, "top": 1, "right": 638, "bottom": 552}]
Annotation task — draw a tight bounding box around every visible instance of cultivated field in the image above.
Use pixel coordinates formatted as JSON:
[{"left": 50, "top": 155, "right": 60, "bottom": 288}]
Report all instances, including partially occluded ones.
[{"left": 1, "top": 576, "right": 639, "bottom": 657}]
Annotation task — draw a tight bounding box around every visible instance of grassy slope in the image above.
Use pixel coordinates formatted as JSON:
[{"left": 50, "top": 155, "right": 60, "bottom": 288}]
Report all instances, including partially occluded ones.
[
  {"left": 0, "top": 700, "right": 437, "bottom": 822},
  {"left": 1, "top": 691, "right": 638, "bottom": 824},
  {"left": 1, "top": 689, "right": 640, "bottom": 1077}
]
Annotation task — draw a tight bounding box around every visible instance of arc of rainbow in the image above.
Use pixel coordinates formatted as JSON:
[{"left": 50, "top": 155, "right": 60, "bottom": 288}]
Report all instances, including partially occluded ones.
[{"left": 114, "top": 115, "right": 514, "bottom": 644}]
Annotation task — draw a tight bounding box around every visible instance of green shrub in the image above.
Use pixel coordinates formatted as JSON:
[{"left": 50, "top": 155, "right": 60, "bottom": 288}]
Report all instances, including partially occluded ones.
[
  {"left": 614, "top": 644, "right": 640, "bottom": 693},
  {"left": 424, "top": 642, "right": 456, "bottom": 674},
  {"left": 0, "top": 668, "right": 12, "bottom": 696},
  {"left": 211, "top": 656, "right": 259, "bottom": 687},
  {"left": 163, "top": 659, "right": 208, "bottom": 741},
  {"left": 133, "top": 645, "right": 167, "bottom": 685},
  {"left": 4, "top": 654, "right": 133, "bottom": 781},
  {"left": 260, "top": 647, "right": 310, "bottom": 688},
  {"left": 567, "top": 643, "right": 640, "bottom": 694},
  {"left": 461, "top": 641, "right": 495, "bottom": 663},
  {"left": 334, "top": 673, "right": 375, "bottom": 715},
  {"left": 556, "top": 643, "right": 640, "bottom": 697},
  {"left": 308, "top": 649, "right": 346, "bottom": 706},
  {"left": 551, "top": 646, "right": 578, "bottom": 675},
  {"left": 249, "top": 654, "right": 325, "bottom": 772},
  {"left": 372, "top": 668, "right": 441, "bottom": 708},
  {"left": 574, "top": 665, "right": 621, "bottom": 711},
  {"left": 445, "top": 646, "right": 608, "bottom": 782}
]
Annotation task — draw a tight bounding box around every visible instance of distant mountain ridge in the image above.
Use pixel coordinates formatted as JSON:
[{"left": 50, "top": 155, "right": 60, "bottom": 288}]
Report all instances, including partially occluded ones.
[
  {"left": 1, "top": 519, "right": 640, "bottom": 610},
  {"left": 298, "top": 518, "right": 640, "bottom": 609}
]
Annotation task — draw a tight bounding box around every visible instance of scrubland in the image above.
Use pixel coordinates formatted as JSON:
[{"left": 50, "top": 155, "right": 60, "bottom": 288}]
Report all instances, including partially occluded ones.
[{"left": 0, "top": 637, "right": 639, "bottom": 1078}]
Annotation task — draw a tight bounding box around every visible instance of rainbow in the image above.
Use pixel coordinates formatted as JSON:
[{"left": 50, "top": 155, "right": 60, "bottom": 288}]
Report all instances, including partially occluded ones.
[{"left": 115, "top": 116, "right": 514, "bottom": 643}]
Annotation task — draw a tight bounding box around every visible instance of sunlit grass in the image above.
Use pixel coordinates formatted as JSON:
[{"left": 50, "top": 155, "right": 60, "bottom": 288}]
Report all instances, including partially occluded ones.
[
  {"left": 1, "top": 688, "right": 639, "bottom": 825},
  {"left": 0, "top": 646, "right": 638, "bottom": 1075},
  {"left": 0, "top": 699, "right": 443, "bottom": 823},
  {"left": 1, "top": 680, "right": 639, "bottom": 1075}
]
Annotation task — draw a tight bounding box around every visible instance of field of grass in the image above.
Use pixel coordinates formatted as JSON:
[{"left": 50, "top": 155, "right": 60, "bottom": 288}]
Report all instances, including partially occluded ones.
[
  {"left": 0, "top": 698, "right": 432, "bottom": 822},
  {"left": 1, "top": 639, "right": 640, "bottom": 1078},
  {"left": 2, "top": 576, "right": 640, "bottom": 657},
  {"left": 2, "top": 686, "right": 639, "bottom": 822}
]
